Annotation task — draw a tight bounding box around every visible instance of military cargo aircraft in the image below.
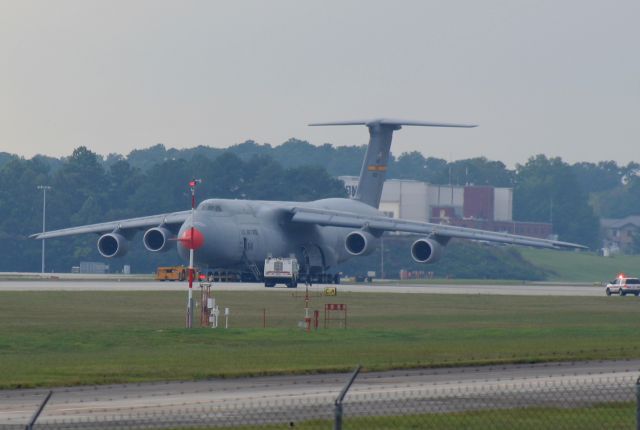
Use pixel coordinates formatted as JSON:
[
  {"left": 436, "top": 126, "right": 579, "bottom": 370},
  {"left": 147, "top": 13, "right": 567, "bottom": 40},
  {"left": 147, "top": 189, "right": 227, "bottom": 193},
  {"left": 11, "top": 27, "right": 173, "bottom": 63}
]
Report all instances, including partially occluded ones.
[{"left": 31, "top": 119, "right": 586, "bottom": 281}]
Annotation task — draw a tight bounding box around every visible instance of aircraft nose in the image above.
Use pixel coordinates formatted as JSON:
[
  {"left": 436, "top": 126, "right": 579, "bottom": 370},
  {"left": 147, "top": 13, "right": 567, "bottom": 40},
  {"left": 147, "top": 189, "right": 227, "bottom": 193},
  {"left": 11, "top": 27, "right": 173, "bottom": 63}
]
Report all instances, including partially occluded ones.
[{"left": 178, "top": 227, "right": 205, "bottom": 250}]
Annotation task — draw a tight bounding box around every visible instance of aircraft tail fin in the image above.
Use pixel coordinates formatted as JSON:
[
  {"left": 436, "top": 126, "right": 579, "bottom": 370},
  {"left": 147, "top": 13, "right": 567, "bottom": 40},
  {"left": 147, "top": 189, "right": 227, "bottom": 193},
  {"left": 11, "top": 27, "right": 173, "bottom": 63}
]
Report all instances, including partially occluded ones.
[{"left": 309, "top": 119, "right": 476, "bottom": 208}]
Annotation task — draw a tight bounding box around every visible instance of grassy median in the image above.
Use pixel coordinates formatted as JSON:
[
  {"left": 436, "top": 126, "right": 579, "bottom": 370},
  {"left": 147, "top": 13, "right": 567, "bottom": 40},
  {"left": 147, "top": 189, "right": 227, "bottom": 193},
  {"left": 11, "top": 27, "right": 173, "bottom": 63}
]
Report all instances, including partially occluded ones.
[
  {"left": 183, "top": 402, "right": 633, "bottom": 430},
  {"left": 1, "top": 289, "right": 640, "bottom": 388},
  {"left": 519, "top": 248, "right": 640, "bottom": 282}
]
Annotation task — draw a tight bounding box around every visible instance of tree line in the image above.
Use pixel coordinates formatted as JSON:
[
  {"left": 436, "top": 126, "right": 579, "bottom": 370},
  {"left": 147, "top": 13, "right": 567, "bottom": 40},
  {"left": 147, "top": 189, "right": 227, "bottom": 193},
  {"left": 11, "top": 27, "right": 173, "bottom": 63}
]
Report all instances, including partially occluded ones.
[
  {"left": 0, "top": 147, "right": 345, "bottom": 273},
  {"left": 1, "top": 140, "right": 638, "bottom": 274}
]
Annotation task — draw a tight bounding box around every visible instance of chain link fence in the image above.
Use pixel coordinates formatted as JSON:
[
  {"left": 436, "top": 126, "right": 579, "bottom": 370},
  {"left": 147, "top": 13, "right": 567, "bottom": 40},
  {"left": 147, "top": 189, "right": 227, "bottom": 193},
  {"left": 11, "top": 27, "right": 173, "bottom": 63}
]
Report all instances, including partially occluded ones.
[{"left": 3, "top": 372, "right": 638, "bottom": 429}]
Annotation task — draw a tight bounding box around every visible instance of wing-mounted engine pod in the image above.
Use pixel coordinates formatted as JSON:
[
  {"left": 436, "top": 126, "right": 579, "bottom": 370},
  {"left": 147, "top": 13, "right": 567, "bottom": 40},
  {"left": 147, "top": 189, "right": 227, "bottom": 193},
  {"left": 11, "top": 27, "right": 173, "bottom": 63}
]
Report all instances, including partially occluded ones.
[
  {"left": 345, "top": 230, "right": 377, "bottom": 256},
  {"left": 143, "top": 227, "right": 174, "bottom": 252},
  {"left": 410, "top": 238, "right": 445, "bottom": 264},
  {"left": 97, "top": 232, "right": 129, "bottom": 258}
]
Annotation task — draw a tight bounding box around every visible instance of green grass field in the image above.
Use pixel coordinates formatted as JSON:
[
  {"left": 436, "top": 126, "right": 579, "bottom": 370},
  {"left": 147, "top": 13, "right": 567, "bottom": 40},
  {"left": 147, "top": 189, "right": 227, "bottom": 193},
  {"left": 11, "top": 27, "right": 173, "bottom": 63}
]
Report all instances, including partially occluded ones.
[
  {"left": 519, "top": 248, "right": 640, "bottom": 282},
  {"left": 183, "top": 402, "right": 633, "bottom": 430},
  {"left": 1, "top": 290, "right": 640, "bottom": 388}
]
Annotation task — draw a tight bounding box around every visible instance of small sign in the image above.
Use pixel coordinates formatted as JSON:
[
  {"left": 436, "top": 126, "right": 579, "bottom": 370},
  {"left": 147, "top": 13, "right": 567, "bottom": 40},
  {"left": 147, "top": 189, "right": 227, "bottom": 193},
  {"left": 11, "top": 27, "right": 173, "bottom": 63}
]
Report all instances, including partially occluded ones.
[
  {"left": 326, "top": 303, "right": 346, "bottom": 311},
  {"left": 324, "top": 287, "right": 337, "bottom": 296}
]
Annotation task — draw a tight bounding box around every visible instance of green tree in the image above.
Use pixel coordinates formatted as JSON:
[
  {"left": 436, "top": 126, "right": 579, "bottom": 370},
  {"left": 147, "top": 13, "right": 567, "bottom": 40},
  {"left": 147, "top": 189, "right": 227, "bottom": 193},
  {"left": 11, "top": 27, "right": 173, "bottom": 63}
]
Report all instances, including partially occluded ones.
[
  {"left": 441, "top": 157, "right": 514, "bottom": 187},
  {"left": 591, "top": 174, "right": 640, "bottom": 219},
  {"left": 570, "top": 161, "right": 624, "bottom": 194},
  {"left": 514, "top": 155, "right": 599, "bottom": 248},
  {"left": 51, "top": 147, "right": 109, "bottom": 227},
  {"left": 388, "top": 151, "right": 435, "bottom": 182},
  {"left": 0, "top": 157, "right": 52, "bottom": 271}
]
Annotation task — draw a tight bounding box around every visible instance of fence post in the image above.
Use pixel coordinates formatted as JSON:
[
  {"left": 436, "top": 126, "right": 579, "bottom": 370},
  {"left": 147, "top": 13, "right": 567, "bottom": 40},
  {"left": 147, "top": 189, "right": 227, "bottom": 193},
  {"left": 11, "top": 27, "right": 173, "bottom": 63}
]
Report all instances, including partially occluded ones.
[
  {"left": 636, "top": 376, "right": 640, "bottom": 430},
  {"left": 334, "top": 365, "right": 361, "bottom": 430},
  {"left": 25, "top": 390, "right": 52, "bottom": 430}
]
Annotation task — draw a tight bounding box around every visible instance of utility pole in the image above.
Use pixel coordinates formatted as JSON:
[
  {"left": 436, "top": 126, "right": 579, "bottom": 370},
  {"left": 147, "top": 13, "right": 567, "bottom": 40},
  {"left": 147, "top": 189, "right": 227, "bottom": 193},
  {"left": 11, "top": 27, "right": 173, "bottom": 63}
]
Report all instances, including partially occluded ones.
[
  {"left": 37, "top": 185, "right": 52, "bottom": 274},
  {"left": 380, "top": 235, "right": 384, "bottom": 280}
]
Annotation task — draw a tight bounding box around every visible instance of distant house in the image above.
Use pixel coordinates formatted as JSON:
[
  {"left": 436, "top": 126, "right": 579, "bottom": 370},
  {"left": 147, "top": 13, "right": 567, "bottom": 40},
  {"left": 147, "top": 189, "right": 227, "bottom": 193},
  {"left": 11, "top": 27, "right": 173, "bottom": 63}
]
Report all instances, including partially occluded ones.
[{"left": 601, "top": 216, "right": 640, "bottom": 254}]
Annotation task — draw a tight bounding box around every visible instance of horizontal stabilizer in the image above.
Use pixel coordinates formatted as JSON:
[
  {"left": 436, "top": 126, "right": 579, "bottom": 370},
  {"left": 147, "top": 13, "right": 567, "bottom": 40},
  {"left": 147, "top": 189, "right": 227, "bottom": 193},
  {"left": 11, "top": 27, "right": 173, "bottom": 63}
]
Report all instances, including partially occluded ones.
[{"left": 309, "top": 118, "right": 477, "bottom": 128}]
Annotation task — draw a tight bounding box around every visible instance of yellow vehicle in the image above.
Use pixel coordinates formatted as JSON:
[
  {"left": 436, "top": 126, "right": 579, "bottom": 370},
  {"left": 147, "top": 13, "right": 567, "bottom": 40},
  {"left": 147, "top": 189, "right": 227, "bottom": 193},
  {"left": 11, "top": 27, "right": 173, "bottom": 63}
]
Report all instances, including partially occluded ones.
[{"left": 156, "top": 266, "right": 187, "bottom": 281}]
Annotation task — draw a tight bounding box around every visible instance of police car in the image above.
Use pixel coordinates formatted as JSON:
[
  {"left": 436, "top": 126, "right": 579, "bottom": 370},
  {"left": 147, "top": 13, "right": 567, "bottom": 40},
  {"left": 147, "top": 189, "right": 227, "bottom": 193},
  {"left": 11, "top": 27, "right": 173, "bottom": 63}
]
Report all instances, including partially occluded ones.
[{"left": 605, "top": 274, "right": 640, "bottom": 296}]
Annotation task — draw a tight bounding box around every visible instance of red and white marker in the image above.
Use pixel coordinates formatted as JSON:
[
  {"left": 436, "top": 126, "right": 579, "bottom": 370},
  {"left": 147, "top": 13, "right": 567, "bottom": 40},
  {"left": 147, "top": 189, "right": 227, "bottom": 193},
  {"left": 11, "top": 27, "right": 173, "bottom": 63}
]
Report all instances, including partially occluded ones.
[{"left": 185, "top": 178, "right": 202, "bottom": 328}]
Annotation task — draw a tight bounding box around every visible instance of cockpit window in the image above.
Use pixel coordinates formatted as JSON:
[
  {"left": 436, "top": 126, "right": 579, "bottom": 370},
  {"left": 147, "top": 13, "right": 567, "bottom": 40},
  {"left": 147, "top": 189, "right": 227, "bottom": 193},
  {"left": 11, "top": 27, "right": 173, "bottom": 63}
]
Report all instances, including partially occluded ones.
[{"left": 201, "top": 204, "right": 223, "bottom": 212}]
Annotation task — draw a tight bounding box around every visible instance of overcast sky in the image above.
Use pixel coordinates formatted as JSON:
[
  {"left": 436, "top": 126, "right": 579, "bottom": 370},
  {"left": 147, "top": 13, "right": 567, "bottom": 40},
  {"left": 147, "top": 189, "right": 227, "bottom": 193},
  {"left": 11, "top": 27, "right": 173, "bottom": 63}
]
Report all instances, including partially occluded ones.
[{"left": 1, "top": 0, "right": 638, "bottom": 166}]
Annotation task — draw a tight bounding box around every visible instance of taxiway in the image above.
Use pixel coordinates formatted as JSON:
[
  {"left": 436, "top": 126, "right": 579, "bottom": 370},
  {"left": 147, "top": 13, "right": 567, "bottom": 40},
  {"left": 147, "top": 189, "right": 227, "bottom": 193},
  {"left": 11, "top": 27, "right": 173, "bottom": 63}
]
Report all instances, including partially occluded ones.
[
  {"left": 0, "top": 279, "right": 606, "bottom": 296},
  {"left": 1, "top": 360, "right": 637, "bottom": 427}
]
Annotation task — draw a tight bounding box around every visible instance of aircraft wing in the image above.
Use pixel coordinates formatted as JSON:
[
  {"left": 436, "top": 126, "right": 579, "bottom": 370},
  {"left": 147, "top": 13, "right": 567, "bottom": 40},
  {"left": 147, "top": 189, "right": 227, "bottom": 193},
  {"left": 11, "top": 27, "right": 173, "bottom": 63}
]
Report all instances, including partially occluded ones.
[
  {"left": 30, "top": 211, "right": 190, "bottom": 240},
  {"left": 289, "top": 207, "right": 587, "bottom": 250}
]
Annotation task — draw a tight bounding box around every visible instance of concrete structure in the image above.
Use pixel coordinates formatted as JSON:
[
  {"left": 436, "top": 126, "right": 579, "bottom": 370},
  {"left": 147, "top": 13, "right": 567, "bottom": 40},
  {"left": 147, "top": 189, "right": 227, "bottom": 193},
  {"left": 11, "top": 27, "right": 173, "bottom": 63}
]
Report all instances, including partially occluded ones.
[
  {"left": 601, "top": 216, "right": 640, "bottom": 254},
  {"left": 340, "top": 176, "right": 551, "bottom": 239},
  {"left": 494, "top": 187, "right": 513, "bottom": 222},
  {"left": 341, "top": 176, "right": 468, "bottom": 222},
  {"left": 78, "top": 261, "right": 109, "bottom": 274}
]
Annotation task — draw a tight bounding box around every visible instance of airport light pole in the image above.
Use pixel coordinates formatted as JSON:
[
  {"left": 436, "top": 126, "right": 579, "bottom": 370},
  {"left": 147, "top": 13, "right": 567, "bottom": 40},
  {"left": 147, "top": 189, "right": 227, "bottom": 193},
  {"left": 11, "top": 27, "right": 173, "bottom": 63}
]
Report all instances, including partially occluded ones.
[
  {"left": 37, "top": 185, "right": 52, "bottom": 274},
  {"left": 186, "top": 179, "right": 202, "bottom": 329}
]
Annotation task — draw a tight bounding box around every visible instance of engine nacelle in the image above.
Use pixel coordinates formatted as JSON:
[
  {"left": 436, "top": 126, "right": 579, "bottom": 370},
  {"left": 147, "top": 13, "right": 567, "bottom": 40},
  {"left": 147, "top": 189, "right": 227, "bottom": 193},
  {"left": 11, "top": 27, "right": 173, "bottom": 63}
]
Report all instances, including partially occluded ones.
[
  {"left": 410, "top": 238, "right": 445, "bottom": 264},
  {"left": 345, "top": 230, "right": 376, "bottom": 256},
  {"left": 97, "top": 232, "right": 129, "bottom": 258},
  {"left": 143, "top": 227, "right": 174, "bottom": 252}
]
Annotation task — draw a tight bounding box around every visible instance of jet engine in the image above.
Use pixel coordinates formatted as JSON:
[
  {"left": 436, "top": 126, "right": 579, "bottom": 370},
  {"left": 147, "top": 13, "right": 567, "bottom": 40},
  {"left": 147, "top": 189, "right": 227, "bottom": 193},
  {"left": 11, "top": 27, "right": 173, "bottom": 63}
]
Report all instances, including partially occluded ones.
[
  {"left": 143, "top": 227, "right": 174, "bottom": 252},
  {"left": 97, "top": 232, "right": 129, "bottom": 258},
  {"left": 410, "top": 238, "right": 445, "bottom": 264},
  {"left": 345, "top": 230, "right": 376, "bottom": 256}
]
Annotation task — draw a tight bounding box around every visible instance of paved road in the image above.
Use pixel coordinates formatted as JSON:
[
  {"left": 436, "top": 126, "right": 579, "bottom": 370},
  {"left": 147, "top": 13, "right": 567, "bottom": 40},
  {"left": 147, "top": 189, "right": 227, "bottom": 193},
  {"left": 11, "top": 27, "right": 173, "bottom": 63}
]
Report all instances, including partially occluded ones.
[
  {"left": 0, "top": 279, "right": 608, "bottom": 296},
  {"left": 1, "top": 360, "right": 637, "bottom": 427}
]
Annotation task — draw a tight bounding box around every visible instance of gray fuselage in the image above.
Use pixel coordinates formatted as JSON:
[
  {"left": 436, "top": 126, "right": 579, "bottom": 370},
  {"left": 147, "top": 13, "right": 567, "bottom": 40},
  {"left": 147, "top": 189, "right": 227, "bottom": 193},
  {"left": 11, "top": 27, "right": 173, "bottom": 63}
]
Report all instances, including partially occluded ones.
[{"left": 176, "top": 197, "right": 381, "bottom": 272}]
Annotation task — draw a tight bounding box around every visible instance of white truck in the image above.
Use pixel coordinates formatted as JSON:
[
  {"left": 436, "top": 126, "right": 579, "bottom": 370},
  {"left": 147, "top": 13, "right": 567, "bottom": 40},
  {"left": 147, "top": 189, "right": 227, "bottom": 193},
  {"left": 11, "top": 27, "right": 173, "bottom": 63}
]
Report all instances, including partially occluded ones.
[{"left": 263, "top": 257, "right": 299, "bottom": 288}]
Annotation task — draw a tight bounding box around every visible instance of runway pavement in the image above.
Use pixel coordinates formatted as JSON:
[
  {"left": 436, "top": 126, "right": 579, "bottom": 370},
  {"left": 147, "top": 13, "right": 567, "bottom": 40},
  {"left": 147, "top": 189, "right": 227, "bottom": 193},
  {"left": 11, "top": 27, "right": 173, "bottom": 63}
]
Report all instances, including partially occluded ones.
[
  {"left": 0, "top": 278, "right": 607, "bottom": 296},
  {"left": 1, "top": 360, "right": 638, "bottom": 427}
]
